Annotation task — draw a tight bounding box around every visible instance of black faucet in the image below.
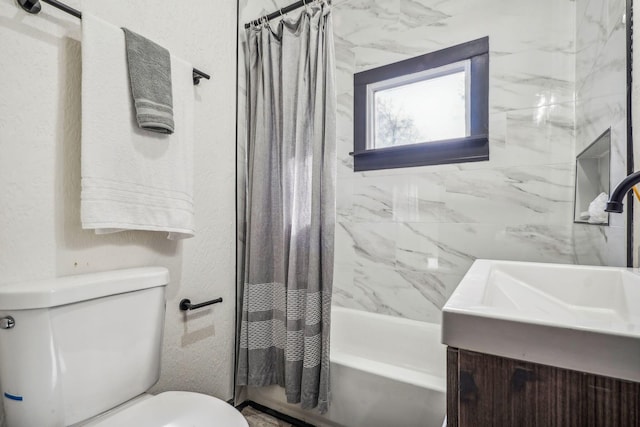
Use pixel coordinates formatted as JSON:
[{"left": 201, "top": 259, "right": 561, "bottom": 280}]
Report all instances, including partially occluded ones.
[{"left": 605, "top": 171, "right": 640, "bottom": 213}]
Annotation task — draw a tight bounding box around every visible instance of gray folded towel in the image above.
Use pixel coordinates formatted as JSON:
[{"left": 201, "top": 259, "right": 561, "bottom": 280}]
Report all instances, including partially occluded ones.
[{"left": 122, "top": 28, "right": 174, "bottom": 134}]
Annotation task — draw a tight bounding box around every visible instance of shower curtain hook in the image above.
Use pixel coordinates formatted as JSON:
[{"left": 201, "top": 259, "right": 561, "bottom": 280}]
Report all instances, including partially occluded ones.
[{"left": 279, "top": 8, "right": 284, "bottom": 17}]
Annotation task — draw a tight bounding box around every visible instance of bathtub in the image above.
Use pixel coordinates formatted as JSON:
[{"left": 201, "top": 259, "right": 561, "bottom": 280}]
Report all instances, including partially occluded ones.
[{"left": 246, "top": 307, "right": 447, "bottom": 427}]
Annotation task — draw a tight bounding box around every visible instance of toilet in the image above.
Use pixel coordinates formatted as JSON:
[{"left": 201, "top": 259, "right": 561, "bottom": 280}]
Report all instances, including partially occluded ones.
[{"left": 0, "top": 267, "right": 248, "bottom": 427}]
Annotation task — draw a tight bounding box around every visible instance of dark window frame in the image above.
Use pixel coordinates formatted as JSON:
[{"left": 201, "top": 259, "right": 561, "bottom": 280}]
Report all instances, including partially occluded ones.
[{"left": 352, "top": 37, "right": 490, "bottom": 172}]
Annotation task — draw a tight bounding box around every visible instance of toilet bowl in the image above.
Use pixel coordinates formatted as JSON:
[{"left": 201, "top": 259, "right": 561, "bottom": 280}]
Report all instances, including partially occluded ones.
[
  {"left": 0, "top": 267, "right": 247, "bottom": 427},
  {"left": 76, "top": 392, "right": 247, "bottom": 427}
]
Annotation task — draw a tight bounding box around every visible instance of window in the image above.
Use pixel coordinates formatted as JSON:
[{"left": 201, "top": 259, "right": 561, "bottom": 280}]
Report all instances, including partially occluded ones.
[{"left": 353, "top": 37, "right": 489, "bottom": 172}]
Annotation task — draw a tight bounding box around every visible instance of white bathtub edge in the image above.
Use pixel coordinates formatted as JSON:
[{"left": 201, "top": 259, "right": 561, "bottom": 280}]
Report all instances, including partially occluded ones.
[{"left": 331, "top": 351, "right": 446, "bottom": 393}]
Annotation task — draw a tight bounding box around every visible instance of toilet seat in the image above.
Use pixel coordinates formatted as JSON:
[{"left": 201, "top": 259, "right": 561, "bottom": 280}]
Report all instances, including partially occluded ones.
[{"left": 78, "top": 391, "right": 248, "bottom": 427}]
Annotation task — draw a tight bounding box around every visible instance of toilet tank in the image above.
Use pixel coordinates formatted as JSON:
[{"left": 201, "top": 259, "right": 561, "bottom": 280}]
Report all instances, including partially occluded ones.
[{"left": 0, "top": 267, "right": 169, "bottom": 427}]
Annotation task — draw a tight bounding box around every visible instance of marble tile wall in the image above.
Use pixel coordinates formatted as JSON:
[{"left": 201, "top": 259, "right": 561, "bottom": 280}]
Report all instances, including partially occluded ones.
[
  {"left": 237, "top": 0, "right": 628, "bottom": 324},
  {"left": 332, "top": 0, "right": 579, "bottom": 324},
  {"left": 573, "top": 0, "right": 628, "bottom": 266}
]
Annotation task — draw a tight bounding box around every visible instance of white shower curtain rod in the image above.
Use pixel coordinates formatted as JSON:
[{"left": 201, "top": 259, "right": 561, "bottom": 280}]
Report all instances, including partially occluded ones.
[{"left": 244, "top": 0, "right": 330, "bottom": 29}]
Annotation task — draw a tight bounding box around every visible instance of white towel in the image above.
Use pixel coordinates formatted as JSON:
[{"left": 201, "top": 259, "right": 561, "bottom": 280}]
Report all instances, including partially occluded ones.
[{"left": 81, "top": 14, "right": 195, "bottom": 240}]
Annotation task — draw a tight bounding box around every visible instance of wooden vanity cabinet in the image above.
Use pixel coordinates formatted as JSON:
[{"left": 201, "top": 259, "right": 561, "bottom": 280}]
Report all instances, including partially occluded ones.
[{"left": 447, "top": 347, "right": 640, "bottom": 427}]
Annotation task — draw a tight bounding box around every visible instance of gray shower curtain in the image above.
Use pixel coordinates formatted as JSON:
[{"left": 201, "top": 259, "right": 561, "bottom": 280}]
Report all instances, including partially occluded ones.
[{"left": 237, "top": 2, "right": 336, "bottom": 412}]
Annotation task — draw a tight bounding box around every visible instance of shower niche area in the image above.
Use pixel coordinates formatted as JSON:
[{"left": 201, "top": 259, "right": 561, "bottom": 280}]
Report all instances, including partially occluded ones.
[{"left": 574, "top": 129, "right": 611, "bottom": 225}]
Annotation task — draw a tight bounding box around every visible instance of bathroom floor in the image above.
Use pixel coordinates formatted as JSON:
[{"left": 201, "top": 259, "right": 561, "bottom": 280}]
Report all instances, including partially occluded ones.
[{"left": 241, "top": 406, "right": 294, "bottom": 427}]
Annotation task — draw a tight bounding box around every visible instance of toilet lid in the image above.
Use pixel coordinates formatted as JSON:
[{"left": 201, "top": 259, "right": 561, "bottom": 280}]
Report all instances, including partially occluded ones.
[{"left": 82, "top": 391, "right": 248, "bottom": 427}]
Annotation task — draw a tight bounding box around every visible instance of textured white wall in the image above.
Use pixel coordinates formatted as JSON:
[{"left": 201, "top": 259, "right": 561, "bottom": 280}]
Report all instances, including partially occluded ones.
[{"left": 0, "top": 0, "right": 237, "bottom": 420}]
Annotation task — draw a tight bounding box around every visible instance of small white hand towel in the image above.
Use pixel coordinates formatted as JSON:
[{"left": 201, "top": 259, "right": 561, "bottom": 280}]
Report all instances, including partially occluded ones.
[{"left": 81, "top": 14, "right": 195, "bottom": 240}]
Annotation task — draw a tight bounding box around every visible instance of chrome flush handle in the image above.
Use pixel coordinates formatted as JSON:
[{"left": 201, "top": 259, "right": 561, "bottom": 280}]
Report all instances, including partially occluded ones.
[{"left": 0, "top": 317, "right": 15, "bottom": 329}]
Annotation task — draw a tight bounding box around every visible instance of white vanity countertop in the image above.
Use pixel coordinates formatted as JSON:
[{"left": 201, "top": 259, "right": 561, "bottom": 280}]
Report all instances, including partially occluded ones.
[{"left": 442, "top": 259, "right": 640, "bottom": 382}]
